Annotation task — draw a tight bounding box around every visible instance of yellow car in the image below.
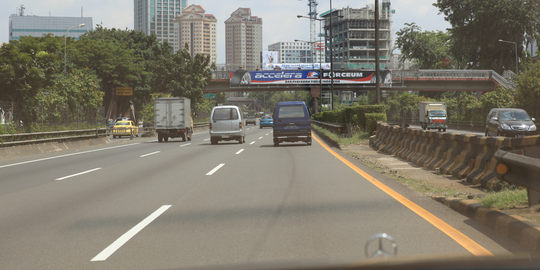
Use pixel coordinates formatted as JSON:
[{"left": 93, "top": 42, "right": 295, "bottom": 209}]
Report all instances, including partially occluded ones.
[{"left": 113, "top": 120, "right": 139, "bottom": 138}]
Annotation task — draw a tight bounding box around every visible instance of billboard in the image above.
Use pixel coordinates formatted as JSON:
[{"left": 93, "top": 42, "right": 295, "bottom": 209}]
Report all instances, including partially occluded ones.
[
  {"left": 230, "top": 70, "right": 392, "bottom": 86},
  {"left": 262, "top": 51, "right": 279, "bottom": 64},
  {"left": 263, "top": 63, "right": 332, "bottom": 71}
]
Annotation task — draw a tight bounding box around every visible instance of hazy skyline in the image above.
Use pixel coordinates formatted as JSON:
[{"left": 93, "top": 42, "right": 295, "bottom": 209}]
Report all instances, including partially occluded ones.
[{"left": 1, "top": 0, "right": 451, "bottom": 63}]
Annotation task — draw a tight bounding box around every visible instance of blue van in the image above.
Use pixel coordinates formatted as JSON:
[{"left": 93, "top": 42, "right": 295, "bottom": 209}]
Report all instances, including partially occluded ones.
[{"left": 272, "top": 101, "right": 311, "bottom": 146}]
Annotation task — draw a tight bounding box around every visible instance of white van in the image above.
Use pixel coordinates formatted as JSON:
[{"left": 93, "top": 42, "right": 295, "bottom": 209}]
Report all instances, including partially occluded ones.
[{"left": 209, "top": 105, "right": 246, "bottom": 144}]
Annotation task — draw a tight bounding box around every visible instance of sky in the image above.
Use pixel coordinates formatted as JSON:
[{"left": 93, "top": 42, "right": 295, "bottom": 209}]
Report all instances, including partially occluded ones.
[{"left": 1, "top": 0, "right": 451, "bottom": 63}]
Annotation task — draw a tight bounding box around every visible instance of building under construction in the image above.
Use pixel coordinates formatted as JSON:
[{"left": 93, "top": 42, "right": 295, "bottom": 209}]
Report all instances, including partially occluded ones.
[{"left": 320, "top": 0, "right": 393, "bottom": 69}]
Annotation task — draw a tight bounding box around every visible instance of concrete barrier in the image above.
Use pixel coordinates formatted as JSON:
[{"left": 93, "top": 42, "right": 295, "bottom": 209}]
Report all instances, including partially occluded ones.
[
  {"left": 372, "top": 122, "right": 540, "bottom": 190},
  {"left": 0, "top": 136, "right": 111, "bottom": 161}
]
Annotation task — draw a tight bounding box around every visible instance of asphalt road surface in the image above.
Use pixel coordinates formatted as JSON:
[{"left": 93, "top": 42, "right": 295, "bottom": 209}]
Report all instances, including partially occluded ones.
[{"left": 0, "top": 125, "right": 524, "bottom": 269}]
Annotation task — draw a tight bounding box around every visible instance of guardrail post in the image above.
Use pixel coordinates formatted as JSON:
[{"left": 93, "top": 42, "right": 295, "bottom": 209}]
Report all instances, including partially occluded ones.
[{"left": 130, "top": 127, "right": 134, "bottom": 140}]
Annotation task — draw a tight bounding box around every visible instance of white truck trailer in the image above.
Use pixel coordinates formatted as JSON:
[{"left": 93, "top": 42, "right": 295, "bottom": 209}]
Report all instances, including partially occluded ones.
[
  {"left": 419, "top": 101, "right": 448, "bottom": 132},
  {"left": 154, "top": 97, "right": 192, "bottom": 142}
]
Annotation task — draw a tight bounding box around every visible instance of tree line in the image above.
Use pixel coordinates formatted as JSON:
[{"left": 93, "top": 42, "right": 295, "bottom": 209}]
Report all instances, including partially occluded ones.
[
  {"left": 0, "top": 25, "right": 215, "bottom": 132},
  {"left": 390, "top": 0, "right": 540, "bottom": 121}
]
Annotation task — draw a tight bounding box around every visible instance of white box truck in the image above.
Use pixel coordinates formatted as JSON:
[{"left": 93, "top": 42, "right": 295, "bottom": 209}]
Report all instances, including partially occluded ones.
[
  {"left": 154, "top": 97, "right": 192, "bottom": 142},
  {"left": 419, "top": 101, "right": 448, "bottom": 132}
]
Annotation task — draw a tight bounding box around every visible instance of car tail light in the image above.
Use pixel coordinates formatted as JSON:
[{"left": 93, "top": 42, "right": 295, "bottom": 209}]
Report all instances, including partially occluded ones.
[
  {"left": 156, "top": 129, "right": 161, "bottom": 133},
  {"left": 209, "top": 123, "right": 212, "bottom": 129},
  {"left": 178, "top": 129, "right": 184, "bottom": 132},
  {"left": 239, "top": 122, "right": 242, "bottom": 129}
]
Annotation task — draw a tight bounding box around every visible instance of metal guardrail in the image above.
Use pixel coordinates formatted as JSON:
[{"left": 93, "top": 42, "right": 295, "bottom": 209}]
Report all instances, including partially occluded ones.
[
  {"left": 312, "top": 120, "right": 350, "bottom": 136},
  {"left": 0, "top": 123, "right": 212, "bottom": 147},
  {"left": 495, "top": 146, "right": 540, "bottom": 206},
  {"left": 387, "top": 118, "right": 485, "bottom": 128},
  {"left": 0, "top": 129, "right": 108, "bottom": 146}
]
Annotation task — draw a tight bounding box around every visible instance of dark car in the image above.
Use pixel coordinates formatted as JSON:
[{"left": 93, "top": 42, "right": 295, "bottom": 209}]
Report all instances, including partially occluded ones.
[
  {"left": 246, "top": 115, "right": 257, "bottom": 125},
  {"left": 272, "top": 101, "right": 311, "bottom": 146},
  {"left": 485, "top": 108, "right": 537, "bottom": 137},
  {"left": 259, "top": 115, "right": 273, "bottom": 128}
]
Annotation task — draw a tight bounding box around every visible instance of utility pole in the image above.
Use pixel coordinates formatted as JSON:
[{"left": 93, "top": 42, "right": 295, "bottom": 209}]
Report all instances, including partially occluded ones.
[
  {"left": 375, "top": 0, "right": 380, "bottom": 104},
  {"left": 330, "top": 0, "right": 334, "bottom": 111}
]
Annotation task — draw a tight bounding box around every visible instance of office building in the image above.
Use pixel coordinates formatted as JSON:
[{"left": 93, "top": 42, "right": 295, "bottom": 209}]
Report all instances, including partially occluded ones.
[
  {"left": 134, "top": 0, "right": 188, "bottom": 46},
  {"left": 9, "top": 12, "right": 92, "bottom": 41},
  {"left": 268, "top": 41, "right": 325, "bottom": 63},
  {"left": 225, "top": 8, "right": 263, "bottom": 70},
  {"left": 320, "top": 0, "right": 393, "bottom": 69},
  {"left": 173, "top": 5, "right": 217, "bottom": 64}
]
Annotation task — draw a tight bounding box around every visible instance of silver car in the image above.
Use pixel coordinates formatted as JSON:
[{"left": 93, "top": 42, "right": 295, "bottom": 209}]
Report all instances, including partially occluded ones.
[{"left": 209, "top": 105, "right": 246, "bottom": 144}]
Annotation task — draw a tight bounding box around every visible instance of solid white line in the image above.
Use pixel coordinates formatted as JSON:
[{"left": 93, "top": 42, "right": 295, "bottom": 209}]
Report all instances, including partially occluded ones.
[
  {"left": 91, "top": 205, "right": 171, "bottom": 261},
  {"left": 139, "top": 151, "right": 160, "bottom": 158},
  {"left": 203, "top": 138, "right": 210, "bottom": 141},
  {"left": 180, "top": 143, "right": 191, "bottom": 147},
  {"left": 258, "top": 137, "right": 263, "bottom": 139},
  {"left": 265, "top": 133, "right": 269, "bottom": 135},
  {"left": 250, "top": 141, "right": 255, "bottom": 145},
  {"left": 206, "top": 163, "right": 225, "bottom": 175},
  {"left": 0, "top": 143, "right": 140, "bottom": 170},
  {"left": 55, "top": 168, "right": 102, "bottom": 181},
  {"left": 235, "top": 149, "right": 244, "bottom": 155}
]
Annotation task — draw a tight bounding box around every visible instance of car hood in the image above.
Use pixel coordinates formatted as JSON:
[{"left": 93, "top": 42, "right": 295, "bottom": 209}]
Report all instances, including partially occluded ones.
[{"left": 500, "top": 120, "right": 534, "bottom": 126}]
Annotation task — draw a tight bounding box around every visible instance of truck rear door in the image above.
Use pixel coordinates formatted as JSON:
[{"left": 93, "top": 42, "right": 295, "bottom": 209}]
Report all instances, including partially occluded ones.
[{"left": 170, "top": 100, "right": 185, "bottom": 128}]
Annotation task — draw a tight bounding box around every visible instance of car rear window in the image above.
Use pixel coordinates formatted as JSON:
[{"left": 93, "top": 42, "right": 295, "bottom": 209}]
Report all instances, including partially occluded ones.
[
  {"left": 262, "top": 116, "right": 272, "bottom": 119},
  {"left": 115, "top": 122, "right": 130, "bottom": 126},
  {"left": 213, "top": 108, "right": 239, "bottom": 120},
  {"left": 278, "top": 106, "right": 305, "bottom": 118}
]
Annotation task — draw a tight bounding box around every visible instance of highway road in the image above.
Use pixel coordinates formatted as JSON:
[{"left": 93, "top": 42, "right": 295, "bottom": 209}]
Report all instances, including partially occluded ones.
[{"left": 0, "top": 124, "right": 524, "bottom": 269}]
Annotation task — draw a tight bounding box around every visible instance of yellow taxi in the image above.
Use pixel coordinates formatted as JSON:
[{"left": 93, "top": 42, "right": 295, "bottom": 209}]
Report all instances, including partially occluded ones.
[{"left": 113, "top": 120, "right": 139, "bottom": 138}]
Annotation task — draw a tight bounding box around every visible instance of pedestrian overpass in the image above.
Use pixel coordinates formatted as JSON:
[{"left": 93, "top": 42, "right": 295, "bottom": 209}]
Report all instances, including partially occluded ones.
[{"left": 205, "top": 69, "right": 515, "bottom": 114}]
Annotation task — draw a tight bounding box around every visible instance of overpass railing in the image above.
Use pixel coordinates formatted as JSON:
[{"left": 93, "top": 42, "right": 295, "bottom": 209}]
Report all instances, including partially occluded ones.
[{"left": 391, "top": 69, "right": 515, "bottom": 89}]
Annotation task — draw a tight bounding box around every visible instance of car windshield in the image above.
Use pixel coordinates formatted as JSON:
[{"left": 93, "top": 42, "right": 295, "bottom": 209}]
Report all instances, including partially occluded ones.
[
  {"left": 500, "top": 111, "right": 530, "bottom": 121},
  {"left": 429, "top": 110, "right": 446, "bottom": 117}
]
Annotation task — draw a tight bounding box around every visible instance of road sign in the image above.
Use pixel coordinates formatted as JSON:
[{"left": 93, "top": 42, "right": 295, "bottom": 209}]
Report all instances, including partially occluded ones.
[
  {"left": 116, "top": 87, "right": 133, "bottom": 96},
  {"left": 204, "top": 93, "right": 216, "bottom": 99}
]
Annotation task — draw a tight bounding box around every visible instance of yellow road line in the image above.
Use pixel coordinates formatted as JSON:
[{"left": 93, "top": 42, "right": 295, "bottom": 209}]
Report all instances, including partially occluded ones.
[{"left": 312, "top": 134, "right": 493, "bottom": 256}]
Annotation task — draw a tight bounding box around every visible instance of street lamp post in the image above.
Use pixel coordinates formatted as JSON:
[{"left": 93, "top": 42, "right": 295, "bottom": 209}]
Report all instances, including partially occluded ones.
[
  {"left": 498, "top": 39, "right": 518, "bottom": 74},
  {"left": 64, "top": 23, "right": 85, "bottom": 73},
  {"left": 297, "top": 15, "right": 325, "bottom": 112}
]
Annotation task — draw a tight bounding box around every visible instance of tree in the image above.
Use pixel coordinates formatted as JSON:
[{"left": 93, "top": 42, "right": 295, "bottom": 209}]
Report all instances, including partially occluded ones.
[
  {"left": 70, "top": 35, "right": 143, "bottom": 115},
  {"left": 395, "top": 23, "right": 453, "bottom": 69},
  {"left": 514, "top": 62, "right": 540, "bottom": 118},
  {"left": 0, "top": 35, "right": 63, "bottom": 129},
  {"left": 434, "top": 0, "right": 540, "bottom": 73},
  {"left": 79, "top": 25, "right": 173, "bottom": 113},
  {"left": 150, "top": 44, "right": 215, "bottom": 111}
]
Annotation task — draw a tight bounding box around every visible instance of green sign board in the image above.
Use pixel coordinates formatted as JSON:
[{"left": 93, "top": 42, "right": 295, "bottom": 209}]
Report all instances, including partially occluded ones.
[{"left": 204, "top": 93, "right": 216, "bottom": 99}]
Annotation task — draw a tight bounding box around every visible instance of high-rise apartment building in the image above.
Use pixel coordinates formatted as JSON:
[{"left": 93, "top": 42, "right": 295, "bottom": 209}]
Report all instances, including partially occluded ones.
[
  {"left": 173, "top": 5, "right": 217, "bottom": 64},
  {"left": 9, "top": 12, "right": 92, "bottom": 41},
  {"left": 225, "top": 8, "right": 262, "bottom": 70},
  {"left": 134, "top": 0, "right": 188, "bottom": 46},
  {"left": 268, "top": 41, "right": 325, "bottom": 63},
  {"left": 320, "top": 0, "right": 393, "bottom": 69}
]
